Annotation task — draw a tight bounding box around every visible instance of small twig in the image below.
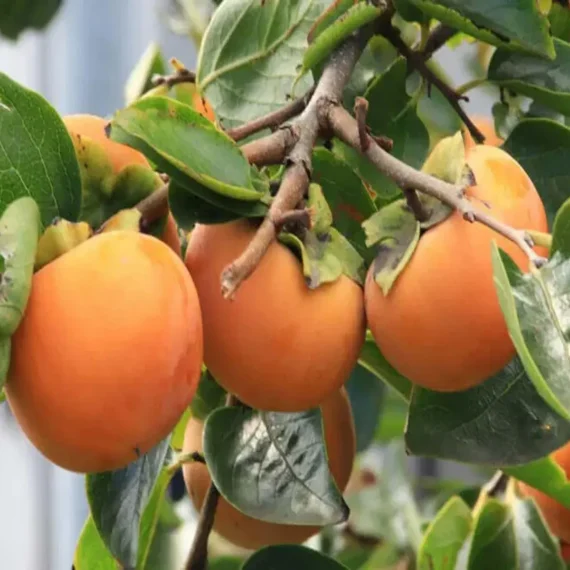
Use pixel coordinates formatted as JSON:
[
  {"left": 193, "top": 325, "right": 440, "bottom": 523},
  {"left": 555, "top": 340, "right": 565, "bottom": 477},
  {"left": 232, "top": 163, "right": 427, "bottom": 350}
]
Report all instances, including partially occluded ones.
[
  {"left": 404, "top": 188, "right": 429, "bottom": 222},
  {"left": 167, "top": 451, "right": 206, "bottom": 475},
  {"left": 421, "top": 24, "right": 458, "bottom": 61},
  {"left": 135, "top": 183, "right": 170, "bottom": 222},
  {"left": 354, "top": 97, "right": 370, "bottom": 151},
  {"left": 151, "top": 69, "right": 196, "bottom": 88},
  {"left": 226, "top": 87, "right": 315, "bottom": 142},
  {"left": 240, "top": 127, "right": 299, "bottom": 167},
  {"left": 380, "top": 24, "right": 485, "bottom": 144},
  {"left": 327, "top": 105, "right": 548, "bottom": 269},
  {"left": 273, "top": 207, "right": 313, "bottom": 231}
]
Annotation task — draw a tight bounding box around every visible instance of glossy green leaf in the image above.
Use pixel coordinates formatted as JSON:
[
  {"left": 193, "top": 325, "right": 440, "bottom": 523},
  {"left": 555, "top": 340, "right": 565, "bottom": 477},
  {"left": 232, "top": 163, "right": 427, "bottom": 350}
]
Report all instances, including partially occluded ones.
[
  {"left": 110, "top": 97, "right": 268, "bottom": 201},
  {"left": 408, "top": 0, "right": 555, "bottom": 58},
  {"left": 0, "top": 0, "right": 62, "bottom": 40},
  {"left": 512, "top": 495, "right": 566, "bottom": 569},
  {"left": 0, "top": 73, "right": 82, "bottom": 226},
  {"left": 312, "top": 148, "right": 377, "bottom": 262},
  {"left": 196, "top": 0, "right": 329, "bottom": 132},
  {"left": 488, "top": 38, "right": 570, "bottom": 116},
  {"left": 203, "top": 404, "right": 349, "bottom": 526},
  {"left": 190, "top": 368, "right": 226, "bottom": 421},
  {"left": 466, "top": 499, "right": 517, "bottom": 569},
  {"left": 86, "top": 438, "right": 172, "bottom": 568},
  {"left": 492, "top": 245, "right": 570, "bottom": 421},
  {"left": 552, "top": 197, "right": 570, "bottom": 258},
  {"left": 549, "top": 3, "right": 570, "bottom": 42},
  {"left": 406, "top": 356, "right": 570, "bottom": 466},
  {"left": 124, "top": 42, "right": 167, "bottom": 106},
  {"left": 393, "top": 0, "right": 429, "bottom": 23},
  {"left": 73, "top": 517, "right": 116, "bottom": 570},
  {"left": 243, "top": 545, "right": 349, "bottom": 570},
  {"left": 345, "top": 363, "right": 385, "bottom": 453},
  {"left": 359, "top": 331, "right": 412, "bottom": 400},
  {"left": 502, "top": 119, "right": 570, "bottom": 227},
  {"left": 417, "top": 496, "right": 472, "bottom": 570},
  {"left": 0, "top": 197, "right": 41, "bottom": 336}
]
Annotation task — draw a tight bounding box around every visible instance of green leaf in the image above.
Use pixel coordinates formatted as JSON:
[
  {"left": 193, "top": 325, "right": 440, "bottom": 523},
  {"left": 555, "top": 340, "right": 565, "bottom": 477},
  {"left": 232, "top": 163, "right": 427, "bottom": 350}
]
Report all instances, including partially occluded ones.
[
  {"left": 243, "top": 545, "right": 349, "bottom": 570},
  {"left": 492, "top": 245, "right": 570, "bottom": 422},
  {"left": 488, "top": 38, "right": 570, "bottom": 116},
  {"left": 363, "top": 199, "right": 420, "bottom": 296},
  {"left": 73, "top": 517, "right": 117, "bottom": 570},
  {"left": 190, "top": 368, "right": 227, "bottom": 421},
  {"left": 0, "top": 73, "right": 82, "bottom": 226},
  {"left": 335, "top": 57, "right": 430, "bottom": 205},
  {"left": 210, "top": 556, "right": 244, "bottom": 570},
  {"left": 311, "top": 147, "right": 377, "bottom": 263},
  {"left": 0, "top": 197, "right": 41, "bottom": 337},
  {"left": 393, "top": 0, "right": 429, "bottom": 23},
  {"left": 170, "top": 407, "right": 192, "bottom": 451},
  {"left": 0, "top": 337, "right": 10, "bottom": 395},
  {"left": 359, "top": 331, "right": 412, "bottom": 400},
  {"left": 552, "top": 197, "right": 570, "bottom": 258},
  {"left": 357, "top": 543, "right": 403, "bottom": 570},
  {"left": 196, "top": 0, "right": 329, "bottom": 132},
  {"left": 502, "top": 118, "right": 570, "bottom": 227},
  {"left": 375, "top": 387, "right": 408, "bottom": 442},
  {"left": 124, "top": 42, "right": 168, "bottom": 106},
  {"left": 406, "top": 356, "right": 570, "bottom": 466},
  {"left": 110, "top": 97, "right": 268, "bottom": 201},
  {"left": 0, "top": 389, "right": 5, "bottom": 403},
  {"left": 279, "top": 227, "right": 366, "bottom": 288},
  {"left": 408, "top": 0, "right": 555, "bottom": 58},
  {"left": 203, "top": 404, "right": 349, "bottom": 526},
  {"left": 417, "top": 496, "right": 473, "bottom": 570},
  {"left": 549, "top": 3, "right": 570, "bottom": 42},
  {"left": 86, "top": 438, "right": 172, "bottom": 568},
  {"left": 345, "top": 363, "right": 385, "bottom": 453},
  {"left": 511, "top": 495, "right": 566, "bottom": 569},
  {"left": 0, "top": 0, "right": 62, "bottom": 40},
  {"left": 466, "top": 499, "right": 517, "bottom": 569}
]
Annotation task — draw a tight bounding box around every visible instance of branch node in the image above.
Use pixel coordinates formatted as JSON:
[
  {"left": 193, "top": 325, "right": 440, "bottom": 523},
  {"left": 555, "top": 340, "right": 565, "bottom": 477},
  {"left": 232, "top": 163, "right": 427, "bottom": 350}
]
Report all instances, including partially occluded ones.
[{"left": 354, "top": 97, "right": 370, "bottom": 151}]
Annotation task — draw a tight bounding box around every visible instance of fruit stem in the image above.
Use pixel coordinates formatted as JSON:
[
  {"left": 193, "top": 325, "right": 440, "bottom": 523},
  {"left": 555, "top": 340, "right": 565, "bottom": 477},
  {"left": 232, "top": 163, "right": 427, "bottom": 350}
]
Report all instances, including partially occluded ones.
[
  {"left": 528, "top": 230, "right": 553, "bottom": 251},
  {"left": 167, "top": 451, "right": 205, "bottom": 475},
  {"left": 456, "top": 77, "right": 488, "bottom": 96}
]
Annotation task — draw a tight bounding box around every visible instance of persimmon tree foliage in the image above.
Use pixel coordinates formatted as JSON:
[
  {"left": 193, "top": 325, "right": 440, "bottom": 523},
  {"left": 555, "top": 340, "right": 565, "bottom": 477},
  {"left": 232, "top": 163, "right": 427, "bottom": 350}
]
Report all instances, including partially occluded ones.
[{"left": 4, "top": 0, "right": 570, "bottom": 569}]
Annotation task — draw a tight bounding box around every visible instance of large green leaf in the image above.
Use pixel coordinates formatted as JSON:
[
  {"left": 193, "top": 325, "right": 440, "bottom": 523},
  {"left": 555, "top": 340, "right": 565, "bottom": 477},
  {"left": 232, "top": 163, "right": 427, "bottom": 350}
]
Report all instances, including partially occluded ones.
[
  {"left": 189, "top": 368, "right": 227, "bottom": 421},
  {"left": 204, "top": 404, "right": 349, "bottom": 526},
  {"left": 86, "top": 439, "right": 172, "bottom": 568},
  {"left": 196, "top": 0, "right": 329, "bottom": 132},
  {"left": 502, "top": 119, "right": 570, "bottom": 228},
  {"left": 0, "top": 0, "right": 62, "bottom": 40},
  {"left": 417, "top": 496, "right": 472, "bottom": 570},
  {"left": 552, "top": 197, "right": 570, "bottom": 258},
  {"left": 492, "top": 245, "right": 570, "bottom": 422},
  {"left": 243, "top": 545, "right": 349, "bottom": 570},
  {"left": 0, "top": 73, "right": 82, "bottom": 226},
  {"left": 73, "top": 517, "right": 116, "bottom": 570},
  {"left": 406, "top": 357, "right": 570, "bottom": 466},
  {"left": 489, "top": 38, "right": 570, "bottom": 116},
  {"left": 408, "top": 0, "right": 554, "bottom": 58}
]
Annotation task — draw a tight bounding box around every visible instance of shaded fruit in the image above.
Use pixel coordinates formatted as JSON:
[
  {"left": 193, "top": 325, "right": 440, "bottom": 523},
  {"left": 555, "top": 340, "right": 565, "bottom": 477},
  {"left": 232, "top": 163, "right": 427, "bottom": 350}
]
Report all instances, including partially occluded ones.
[
  {"left": 6, "top": 231, "right": 203, "bottom": 473},
  {"left": 161, "top": 212, "right": 182, "bottom": 257},
  {"left": 182, "top": 388, "right": 356, "bottom": 550},
  {"left": 184, "top": 219, "right": 366, "bottom": 412},
  {"left": 518, "top": 441, "right": 570, "bottom": 544},
  {"left": 463, "top": 115, "right": 503, "bottom": 149},
  {"left": 365, "top": 144, "right": 548, "bottom": 392}
]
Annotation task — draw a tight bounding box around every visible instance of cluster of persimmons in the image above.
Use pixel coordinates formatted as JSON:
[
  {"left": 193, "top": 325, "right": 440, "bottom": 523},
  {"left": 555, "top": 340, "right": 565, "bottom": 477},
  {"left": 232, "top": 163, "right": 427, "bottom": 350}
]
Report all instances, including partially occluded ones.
[{"left": 2, "top": 107, "right": 570, "bottom": 552}]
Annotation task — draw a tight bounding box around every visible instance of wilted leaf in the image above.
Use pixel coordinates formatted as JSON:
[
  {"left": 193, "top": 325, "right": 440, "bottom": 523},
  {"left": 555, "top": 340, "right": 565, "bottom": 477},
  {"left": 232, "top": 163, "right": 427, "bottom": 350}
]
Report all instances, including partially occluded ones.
[
  {"left": 203, "top": 404, "right": 349, "bottom": 526},
  {"left": 0, "top": 73, "right": 82, "bottom": 226}
]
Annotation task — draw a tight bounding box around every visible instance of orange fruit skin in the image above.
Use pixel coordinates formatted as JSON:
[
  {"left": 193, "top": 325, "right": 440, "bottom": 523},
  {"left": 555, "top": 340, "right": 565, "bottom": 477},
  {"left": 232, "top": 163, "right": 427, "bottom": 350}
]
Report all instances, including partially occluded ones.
[
  {"left": 193, "top": 92, "right": 216, "bottom": 122},
  {"left": 182, "top": 388, "right": 356, "bottom": 550},
  {"left": 463, "top": 116, "right": 503, "bottom": 149},
  {"left": 561, "top": 541, "right": 570, "bottom": 562},
  {"left": 519, "top": 443, "right": 570, "bottom": 544},
  {"left": 364, "top": 145, "right": 548, "bottom": 392},
  {"left": 5, "top": 231, "right": 203, "bottom": 473},
  {"left": 63, "top": 114, "right": 150, "bottom": 173},
  {"left": 184, "top": 220, "right": 366, "bottom": 412}
]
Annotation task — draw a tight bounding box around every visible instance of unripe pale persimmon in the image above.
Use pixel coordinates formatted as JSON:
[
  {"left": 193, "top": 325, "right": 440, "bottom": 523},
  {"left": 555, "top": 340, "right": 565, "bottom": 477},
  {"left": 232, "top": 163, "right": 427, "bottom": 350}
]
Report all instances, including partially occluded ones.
[
  {"left": 5, "top": 231, "right": 203, "bottom": 473},
  {"left": 365, "top": 144, "right": 548, "bottom": 392},
  {"left": 184, "top": 219, "right": 366, "bottom": 412},
  {"left": 182, "top": 387, "right": 356, "bottom": 550},
  {"left": 463, "top": 115, "right": 503, "bottom": 149},
  {"left": 518, "top": 442, "right": 570, "bottom": 544}
]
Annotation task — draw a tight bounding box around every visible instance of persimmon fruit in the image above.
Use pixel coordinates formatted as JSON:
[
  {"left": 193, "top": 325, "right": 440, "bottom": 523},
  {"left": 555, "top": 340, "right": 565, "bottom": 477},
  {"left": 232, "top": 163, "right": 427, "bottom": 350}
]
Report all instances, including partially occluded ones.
[
  {"left": 365, "top": 144, "right": 548, "bottom": 392},
  {"left": 5, "top": 231, "right": 203, "bottom": 473},
  {"left": 184, "top": 219, "right": 366, "bottom": 412},
  {"left": 518, "top": 442, "right": 570, "bottom": 544},
  {"left": 181, "top": 387, "right": 356, "bottom": 550},
  {"left": 463, "top": 115, "right": 503, "bottom": 149}
]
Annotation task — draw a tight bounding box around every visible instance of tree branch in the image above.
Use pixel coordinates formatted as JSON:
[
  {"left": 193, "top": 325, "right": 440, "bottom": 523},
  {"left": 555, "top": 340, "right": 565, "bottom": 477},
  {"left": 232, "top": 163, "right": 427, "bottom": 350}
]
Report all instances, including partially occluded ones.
[
  {"left": 226, "top": 87, "right": 315, "bottom": 142},
  {"left": 421, "top": 24, "right": 458, "bottom": 61},
  {"left": 380, "top": 23, "right": 485, "bottom": 144},
  {"left": 240, "top": 127, "right": 298, "bottom": 167},
  {"left": 327, "top": 104, "right": 547, "bottom": 268}
]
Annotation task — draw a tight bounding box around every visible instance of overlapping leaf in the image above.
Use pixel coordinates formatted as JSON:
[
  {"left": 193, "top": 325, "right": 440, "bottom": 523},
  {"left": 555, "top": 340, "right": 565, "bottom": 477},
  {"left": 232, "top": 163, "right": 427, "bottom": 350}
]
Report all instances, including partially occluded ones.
[{"left": 243, "top": 545, "right": 349, "bottom": 570}]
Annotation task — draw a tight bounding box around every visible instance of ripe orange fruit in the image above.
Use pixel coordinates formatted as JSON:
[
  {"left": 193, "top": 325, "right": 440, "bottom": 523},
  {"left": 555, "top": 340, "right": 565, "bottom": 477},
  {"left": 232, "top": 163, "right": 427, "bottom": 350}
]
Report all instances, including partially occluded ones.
[
  {"left": 5, "top": 231, "right": 203, "bottom": 473},
  {"left": 192, "top": 91, "right": 215, "bottom": 122},
  {"left": 561, "top": 541, "right": 570, "bottom": 562},
  {"left": 184, "top": 219, "right": 366, "bottom": 412},
  {"left": 182, "top": 387, "right": 356, "bottom": 550},
  {"left": 463, "top": 116, "right": 503, "bottom": 149},
  {"left": 365, "top": 144, "right": 548, "bottom": 392},
  {"left": 63, "top": 114, "right": 150, "bottom": 173},
  {"left": 518, "top": 442, "right": 570, "bottom": 544}
]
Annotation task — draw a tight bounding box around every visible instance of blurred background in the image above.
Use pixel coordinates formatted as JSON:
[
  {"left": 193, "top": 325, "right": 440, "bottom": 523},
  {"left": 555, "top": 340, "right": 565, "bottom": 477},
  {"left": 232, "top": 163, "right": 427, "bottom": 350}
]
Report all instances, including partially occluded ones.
[{"left": 0, "top": 2, "right": 496, "bottom": 569}]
